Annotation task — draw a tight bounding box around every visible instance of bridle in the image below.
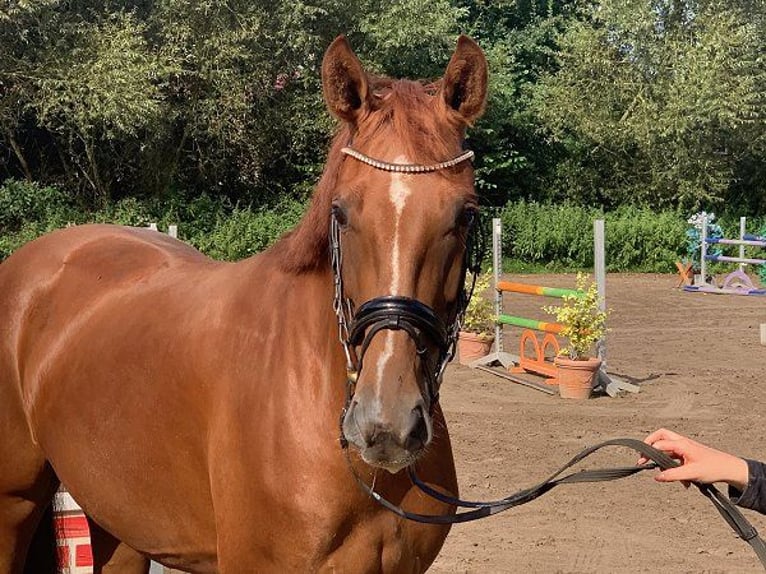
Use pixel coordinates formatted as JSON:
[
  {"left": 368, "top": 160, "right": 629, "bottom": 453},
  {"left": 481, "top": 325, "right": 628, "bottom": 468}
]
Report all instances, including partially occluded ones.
[
  {"left": 330, "top": 146, "right": 766, "bottom": 570},
  {"left": 330, "top": 145, "right": 482, "bottom": 447}
]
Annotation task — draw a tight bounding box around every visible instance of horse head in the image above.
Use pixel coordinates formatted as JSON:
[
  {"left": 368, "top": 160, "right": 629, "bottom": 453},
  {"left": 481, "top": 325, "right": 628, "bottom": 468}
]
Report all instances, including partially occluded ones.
[{"left": 322, "top": 35, "right": 488, "bottom": 473}]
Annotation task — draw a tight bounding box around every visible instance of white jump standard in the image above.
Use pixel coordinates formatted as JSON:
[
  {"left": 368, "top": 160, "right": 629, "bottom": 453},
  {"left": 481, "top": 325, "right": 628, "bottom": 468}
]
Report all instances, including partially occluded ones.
[{"left": 472, "top": 218, "right": 638, "bottom": 397}]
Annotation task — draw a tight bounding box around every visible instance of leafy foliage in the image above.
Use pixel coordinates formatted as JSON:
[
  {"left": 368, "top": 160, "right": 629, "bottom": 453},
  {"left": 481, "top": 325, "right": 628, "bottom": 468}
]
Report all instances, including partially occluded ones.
[
  {"left": 0, "top": 179, "right": 760, "bottom": 279},
  {"left": 544, "top": 272, "right": 607, "bottom": 359},
  {"left": 0, "top": 179, "right": 73, "bottom": 230},
  {"left": 461, "top": 269, "right": 495, "bottom": 338},
  {"left": 534, "top": 0, "right": 766, "bottom": 211},
  {"left": 0, "top": 1, "right": 764, "bottom": 258},
  {"left": 0, "top": 0, "right": 465, "bottom": 204},
  {"left": 499, "top": 201, "right": 689, "bottom": 272},
  {"left": 192, "top": 200, "right": 305, "bottom": 260},
  {"left": 0, "top": 179, "right": 305, "bottom": 261}
]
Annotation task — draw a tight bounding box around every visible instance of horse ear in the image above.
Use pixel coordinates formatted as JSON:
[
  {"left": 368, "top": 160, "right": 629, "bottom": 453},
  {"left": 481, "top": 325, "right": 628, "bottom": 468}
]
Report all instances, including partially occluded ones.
[
  {"left": 322, "top": 35, "right": 369, "bottom": 122},
  {"left": 440, "top": 36, "right": 488, "bottom": 125}
]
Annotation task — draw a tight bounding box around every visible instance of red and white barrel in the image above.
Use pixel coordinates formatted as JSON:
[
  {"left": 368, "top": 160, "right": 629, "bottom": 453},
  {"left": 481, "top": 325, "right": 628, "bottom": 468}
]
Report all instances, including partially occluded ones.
[{"left": 54, "top": 489, "right": 93, "bottom": 573}]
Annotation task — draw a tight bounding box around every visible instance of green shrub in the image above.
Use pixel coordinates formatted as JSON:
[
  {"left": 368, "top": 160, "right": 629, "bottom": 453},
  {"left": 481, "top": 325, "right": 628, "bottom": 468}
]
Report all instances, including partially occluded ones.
[
  {"left": 1, "top": 179, "right": 757, "bottom": 276},
  {"left": 544, "top": 273, "right": 608, "bottom": 359},
  {"left": 0, "top": 179, "right": 75, "bottom": 231},
  {"left": 604, "top": 207, "right": 686, "bottom": 272},
  {"left": 461, "top": 269, "right": 495, "bottom": 338},
  {"left": 191, "top": 200, "right": 307, "bottom": 261},
  {"left": 0, "top": 181, "right": 309, "bottom": 262},
  {"left": 90, "top": 197, "right": 156, "bottom": 227},
  {"left": 500, "top": 201, "right": 601, "bottom": 269},
  {"left": 0, "top": 180, "right": 80, "bottom": 259},
  {"left": 497, "top": 201, "right": 689, "bottom": 272}
]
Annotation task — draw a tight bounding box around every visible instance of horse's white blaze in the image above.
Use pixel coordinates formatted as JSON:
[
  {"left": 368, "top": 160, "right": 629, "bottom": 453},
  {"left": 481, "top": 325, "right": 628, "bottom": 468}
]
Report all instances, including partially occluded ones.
[
  {"left": 375, "top": 157, "right": 413, "bottom": 398},
  {"left": 388, "top": 160, "right": 413, "bottom": 294},
  {"left": 374, "top": 333, "right": 395, "bottom": 410}
]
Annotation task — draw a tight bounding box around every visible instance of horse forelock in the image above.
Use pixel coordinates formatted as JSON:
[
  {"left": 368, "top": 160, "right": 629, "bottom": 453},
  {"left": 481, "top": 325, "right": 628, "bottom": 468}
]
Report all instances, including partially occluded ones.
[
  {"left": 274, "top": 78, "right": 466, "bottom": 275},
  {"left": 362, "top": 77, "right": 464, "bottom": 163}
]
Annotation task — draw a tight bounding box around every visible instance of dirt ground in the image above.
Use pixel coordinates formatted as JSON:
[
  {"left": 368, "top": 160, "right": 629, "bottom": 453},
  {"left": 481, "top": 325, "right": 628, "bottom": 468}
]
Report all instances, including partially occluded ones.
[{"left": 429, "top": 273, "right": 765, "bottom": 574}]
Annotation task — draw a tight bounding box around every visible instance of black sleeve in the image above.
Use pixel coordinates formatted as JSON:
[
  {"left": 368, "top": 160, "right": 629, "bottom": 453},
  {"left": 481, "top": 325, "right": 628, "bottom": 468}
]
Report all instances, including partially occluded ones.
[{"left": 729, "top": 459, "right": 766, "bottom": 515}]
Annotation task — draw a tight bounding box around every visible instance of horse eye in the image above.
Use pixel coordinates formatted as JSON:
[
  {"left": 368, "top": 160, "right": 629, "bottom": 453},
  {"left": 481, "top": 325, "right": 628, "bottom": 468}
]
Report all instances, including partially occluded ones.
[
  {"left": 332, "top": 203, "right": 349, "bottom": 228},
  {"left": 460, "top": 207, "right": 478, "bottom": 228}
]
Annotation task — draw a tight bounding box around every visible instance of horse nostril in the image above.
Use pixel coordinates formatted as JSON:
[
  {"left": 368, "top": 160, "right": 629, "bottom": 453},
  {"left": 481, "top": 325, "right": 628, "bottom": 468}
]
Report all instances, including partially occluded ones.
[
  {"left": 404, "top": 405, "right": 429, "bottom": 452},
  {"left": 365, "top": 424, "right": 393, "bottom": 449},
  {"left": 366, "top": 426, "right": 379, "bottom": 448}
]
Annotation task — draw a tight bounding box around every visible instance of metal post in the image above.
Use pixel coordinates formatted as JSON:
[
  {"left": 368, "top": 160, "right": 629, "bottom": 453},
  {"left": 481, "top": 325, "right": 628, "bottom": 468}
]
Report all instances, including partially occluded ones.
[
  {"left": 700, "top": 215, "right": 708, "bottom": 286},
  {"left": 739, "top": 216, "right": 746, "bottom": 271},
  {"left": 593, "top": 219, "right": 639, "bottom": 396},
  {"left": 492, "top": 218, "right": 503, "bottom": 353},
  {"left": 471, "top": 218, "right": 514, "bottom": 370},
  {"left": 594, "top": 219, "right": 606, "bottom": 362}
]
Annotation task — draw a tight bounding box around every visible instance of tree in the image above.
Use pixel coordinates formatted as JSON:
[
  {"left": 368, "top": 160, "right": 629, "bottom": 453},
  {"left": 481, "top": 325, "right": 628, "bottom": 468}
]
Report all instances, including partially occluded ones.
[
  {"left": 0, "top": 0, "right": 469, "bottom": 207},
  {"left": 534, "top": 0, "right": 766, "bottom": 211}
]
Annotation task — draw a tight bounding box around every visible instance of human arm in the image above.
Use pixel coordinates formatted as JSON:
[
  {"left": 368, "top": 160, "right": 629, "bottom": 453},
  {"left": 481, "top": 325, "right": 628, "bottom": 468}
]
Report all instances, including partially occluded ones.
[{"left": 730, "top": 459, "right": 766, "bottom": 515}]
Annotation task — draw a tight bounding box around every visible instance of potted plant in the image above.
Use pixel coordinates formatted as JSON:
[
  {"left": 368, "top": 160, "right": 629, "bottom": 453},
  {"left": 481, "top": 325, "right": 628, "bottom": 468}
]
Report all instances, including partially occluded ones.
[
  {"left": 543, "top": 273, "right": 608, "bottom": 399},
  {"left": 457, "top": 269, "right": 495, "bottom": 365}
]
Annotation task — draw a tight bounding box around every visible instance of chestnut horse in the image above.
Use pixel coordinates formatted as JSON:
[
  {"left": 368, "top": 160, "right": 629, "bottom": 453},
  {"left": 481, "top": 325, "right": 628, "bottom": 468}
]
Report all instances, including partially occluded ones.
[{"left": 0, "top": 35, "right": 487, "bottom": 573}]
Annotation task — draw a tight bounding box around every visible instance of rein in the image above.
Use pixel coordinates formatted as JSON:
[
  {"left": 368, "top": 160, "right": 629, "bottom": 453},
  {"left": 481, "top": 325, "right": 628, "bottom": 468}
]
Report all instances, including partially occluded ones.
[{"left": 348, "top": 438, "right": 766, "bottom": 570}]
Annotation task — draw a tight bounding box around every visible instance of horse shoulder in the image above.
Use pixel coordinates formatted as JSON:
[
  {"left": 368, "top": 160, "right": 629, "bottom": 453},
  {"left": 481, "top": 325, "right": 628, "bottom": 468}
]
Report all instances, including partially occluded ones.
[{"left": 0, "top": 225, "right": 218, "bottom": 417}]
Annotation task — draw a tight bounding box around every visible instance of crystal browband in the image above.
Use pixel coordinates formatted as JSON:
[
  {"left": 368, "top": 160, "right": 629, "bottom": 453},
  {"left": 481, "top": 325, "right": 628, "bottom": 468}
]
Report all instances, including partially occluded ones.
[{"left": 340, "top": 147, "right": 474, "bottom": 173}]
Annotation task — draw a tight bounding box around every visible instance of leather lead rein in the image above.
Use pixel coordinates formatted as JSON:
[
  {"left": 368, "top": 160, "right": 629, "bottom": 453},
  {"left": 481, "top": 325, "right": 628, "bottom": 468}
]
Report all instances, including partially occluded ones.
[{"left": 348, "top": 437, "right": 766, "bottom": 570}]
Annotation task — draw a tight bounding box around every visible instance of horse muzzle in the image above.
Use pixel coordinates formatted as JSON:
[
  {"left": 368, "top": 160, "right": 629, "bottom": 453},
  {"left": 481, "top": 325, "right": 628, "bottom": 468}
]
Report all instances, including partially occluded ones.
[{"left": 342, "top": 397, "right": 431, "bottom": 473}]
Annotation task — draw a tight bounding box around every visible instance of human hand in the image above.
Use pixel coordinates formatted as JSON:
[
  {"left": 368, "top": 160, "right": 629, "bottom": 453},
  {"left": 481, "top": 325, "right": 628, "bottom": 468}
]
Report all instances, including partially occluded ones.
[{"left": 638, "top": 428, "right": 749, "bottom": 491}]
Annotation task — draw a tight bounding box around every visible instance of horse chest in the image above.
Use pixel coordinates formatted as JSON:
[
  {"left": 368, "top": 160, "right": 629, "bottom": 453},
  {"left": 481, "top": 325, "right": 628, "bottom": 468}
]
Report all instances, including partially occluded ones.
[{"left": 313, "top": 511, "right": 442, "bottom": 574}]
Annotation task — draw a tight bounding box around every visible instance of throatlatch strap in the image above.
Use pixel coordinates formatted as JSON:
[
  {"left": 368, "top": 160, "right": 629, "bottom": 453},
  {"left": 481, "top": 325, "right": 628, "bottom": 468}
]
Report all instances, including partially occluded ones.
[{"left": 349, "top": 437, "right": 766, "bottom": 570}]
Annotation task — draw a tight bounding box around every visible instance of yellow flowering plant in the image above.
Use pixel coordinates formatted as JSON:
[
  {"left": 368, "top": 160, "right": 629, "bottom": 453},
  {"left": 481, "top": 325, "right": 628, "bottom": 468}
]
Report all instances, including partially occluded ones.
[
  {"left": 461, "top": 269, "right": 495, "bottom": 340},
  {"left": 543, "top": 273, "right": 607, "bottom": 360}
]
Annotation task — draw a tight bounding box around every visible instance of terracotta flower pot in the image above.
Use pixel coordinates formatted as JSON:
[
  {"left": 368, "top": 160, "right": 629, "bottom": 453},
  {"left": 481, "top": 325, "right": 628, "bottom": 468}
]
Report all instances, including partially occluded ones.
[
  {"left": 554, "top": 356, "right": 602, "bottom": 400},
  {"left": 457, "top": 331, "right": 494, "bottom": 365}
]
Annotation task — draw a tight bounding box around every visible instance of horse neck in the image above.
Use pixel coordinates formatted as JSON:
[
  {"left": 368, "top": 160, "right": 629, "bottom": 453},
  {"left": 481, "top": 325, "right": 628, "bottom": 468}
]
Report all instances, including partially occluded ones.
[{"left": 235, "top": 252, "right": 347, "bottom": 394}]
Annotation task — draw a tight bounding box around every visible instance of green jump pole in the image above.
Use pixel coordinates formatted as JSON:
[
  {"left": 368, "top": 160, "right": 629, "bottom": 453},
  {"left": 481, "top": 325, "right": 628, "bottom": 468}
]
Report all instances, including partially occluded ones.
[{"left": 497, "top": 314, "right": 563, "bottom": 334}]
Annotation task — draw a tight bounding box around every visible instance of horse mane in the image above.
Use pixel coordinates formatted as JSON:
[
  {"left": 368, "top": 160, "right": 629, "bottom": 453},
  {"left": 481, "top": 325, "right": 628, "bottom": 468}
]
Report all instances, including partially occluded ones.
[{"left": 273, "top": 77, "right": 465, "bottom": 274}]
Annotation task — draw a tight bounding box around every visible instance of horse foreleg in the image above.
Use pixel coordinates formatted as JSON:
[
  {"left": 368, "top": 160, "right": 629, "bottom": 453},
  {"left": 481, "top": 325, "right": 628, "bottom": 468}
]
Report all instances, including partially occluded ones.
[
  {"left": 0, "top": 372, "right": 60, "bottom": 574},
  {"left": 89, "top": 518, "right": 150, "bottom": 574},
  {"left": 0, "top": 493, "right": 56, "bottom": 574}
]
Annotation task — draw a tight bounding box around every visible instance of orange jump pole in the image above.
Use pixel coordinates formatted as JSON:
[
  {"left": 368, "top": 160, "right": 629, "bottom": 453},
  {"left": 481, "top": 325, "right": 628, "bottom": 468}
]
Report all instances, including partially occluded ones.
[{"left": 496, "top": 282, "right": 583, "bottom": 299}]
